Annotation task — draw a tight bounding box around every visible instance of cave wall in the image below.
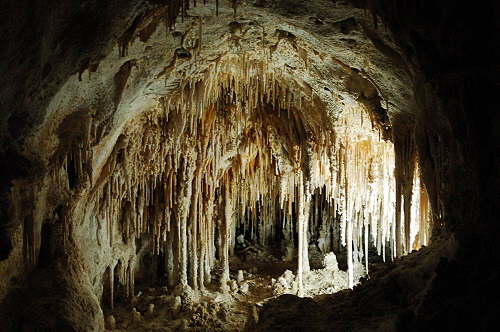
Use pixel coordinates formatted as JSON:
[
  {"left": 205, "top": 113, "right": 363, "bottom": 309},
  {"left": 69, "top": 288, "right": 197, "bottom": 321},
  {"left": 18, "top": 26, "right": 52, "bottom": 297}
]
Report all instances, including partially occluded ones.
[
  {"left": 367, "top": 1, "right": 500, "bottom": 329},
  {"left": 352, "top": 0, "right": 500, "bottom": 237}
]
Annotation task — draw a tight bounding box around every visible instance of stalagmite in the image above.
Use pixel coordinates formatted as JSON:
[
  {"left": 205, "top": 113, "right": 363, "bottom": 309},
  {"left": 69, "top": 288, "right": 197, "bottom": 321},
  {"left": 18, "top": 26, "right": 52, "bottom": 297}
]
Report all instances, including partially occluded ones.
[{"left": 105, "top": 315, "right": 116, "bottom": 330}]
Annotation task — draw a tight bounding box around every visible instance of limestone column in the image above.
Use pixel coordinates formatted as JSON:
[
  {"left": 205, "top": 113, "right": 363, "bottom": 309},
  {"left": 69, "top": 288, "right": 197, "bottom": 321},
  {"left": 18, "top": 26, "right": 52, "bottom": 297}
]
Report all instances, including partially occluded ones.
[
  {"left": 178, "top": 153, "right": 196, "bottom": 287},
  {"left": 220, "top": 183, "right": 232, "bottom": 292}
]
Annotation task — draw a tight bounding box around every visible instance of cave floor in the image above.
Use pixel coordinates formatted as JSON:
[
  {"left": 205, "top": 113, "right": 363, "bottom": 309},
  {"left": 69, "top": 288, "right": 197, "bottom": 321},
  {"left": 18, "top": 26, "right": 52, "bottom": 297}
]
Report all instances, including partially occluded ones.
[{"left": 107, "top": 248, "right": 295, "bottom": 332}]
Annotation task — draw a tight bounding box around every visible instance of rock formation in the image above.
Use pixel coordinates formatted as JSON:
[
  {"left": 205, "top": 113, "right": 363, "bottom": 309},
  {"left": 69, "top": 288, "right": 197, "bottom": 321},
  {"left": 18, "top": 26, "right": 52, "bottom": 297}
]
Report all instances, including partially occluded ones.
[{"left": 0, "top": 1, "right": 498, "bottom": 331}]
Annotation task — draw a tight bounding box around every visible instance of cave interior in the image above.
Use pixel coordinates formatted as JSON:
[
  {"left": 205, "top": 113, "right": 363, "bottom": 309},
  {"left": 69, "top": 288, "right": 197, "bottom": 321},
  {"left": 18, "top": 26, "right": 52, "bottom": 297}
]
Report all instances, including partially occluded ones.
[{"left": 0, "top": 0, "right": 499, "bottom": 331}]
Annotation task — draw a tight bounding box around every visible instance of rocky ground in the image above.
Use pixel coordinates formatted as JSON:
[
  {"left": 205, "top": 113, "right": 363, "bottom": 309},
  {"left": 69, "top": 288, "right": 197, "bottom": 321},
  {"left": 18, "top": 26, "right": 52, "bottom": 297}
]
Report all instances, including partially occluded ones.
[
  {"left": 102, "top": 244, "right": 288, "bottom": 332},
  {"left": 104, "top": 243, "right": 365, "bottom": 332},
  {"left": 104, "top": 236, "right": 458, "bottom": 332},
  {"left": 254, "top": 236, "right": 459, "bottom": 332}
]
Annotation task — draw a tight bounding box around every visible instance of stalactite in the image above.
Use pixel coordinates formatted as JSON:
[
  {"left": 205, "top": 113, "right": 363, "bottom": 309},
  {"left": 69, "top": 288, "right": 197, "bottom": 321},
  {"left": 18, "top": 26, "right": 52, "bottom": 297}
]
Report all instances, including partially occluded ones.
[
  {"left": 110, "top": 265, "right": 115, "bottom": 311},
  {"left": 129, "top": 259, "right": 135, "bottom": 297},
  {"left": 364, "top": 222, "right": 369, "bottom": 274},
  {"left": 297, "top": 173, "right": 305, "bottom": 295},
  {"left": 23, "top": 214, "right": 36, "bottom": 270},
  {"left": 166, "top": 230, "right": 175, "bottom": 288},
  {"left": 393, "top": 120, "right": 417, "bottom": 256},
  {"left": 181, "top": 0, "right": 185, "bottom": 23},
  {"left": 345, "top": 148, "right": 354, "bottom": 289}
]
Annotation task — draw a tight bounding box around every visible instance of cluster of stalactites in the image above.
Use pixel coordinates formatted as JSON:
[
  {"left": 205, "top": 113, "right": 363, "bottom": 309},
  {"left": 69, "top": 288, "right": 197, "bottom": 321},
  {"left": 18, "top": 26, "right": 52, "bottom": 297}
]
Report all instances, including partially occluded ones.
[
  {"left": 102, "top": 259, "right": 136, "bottom": 311},
  {"left": 334, "top": 107, "right": 431, "bottom": 265},
  {"left": 229, "top": 106, "right": 432, "bottom": 291},
  {"left": 86, "top": 60, "right": 335, "bottom": 292},
  {"left": 53, "top": 57, "right": 431, "bottom": 295}
]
